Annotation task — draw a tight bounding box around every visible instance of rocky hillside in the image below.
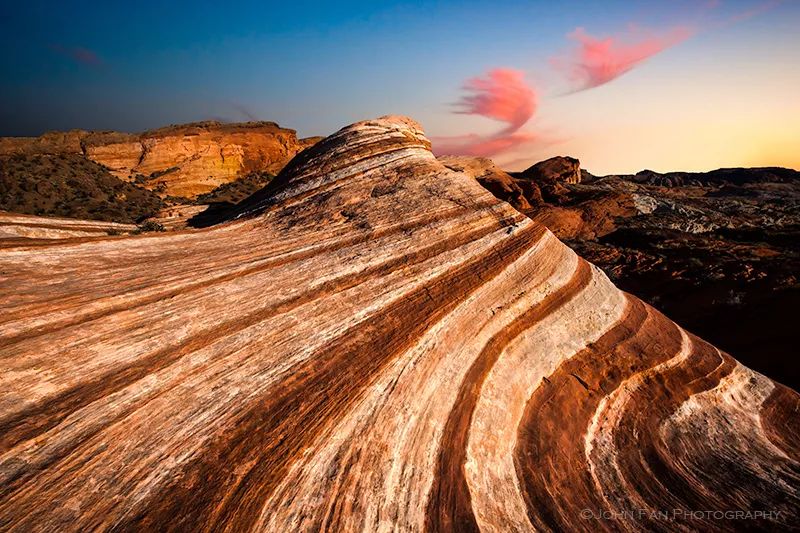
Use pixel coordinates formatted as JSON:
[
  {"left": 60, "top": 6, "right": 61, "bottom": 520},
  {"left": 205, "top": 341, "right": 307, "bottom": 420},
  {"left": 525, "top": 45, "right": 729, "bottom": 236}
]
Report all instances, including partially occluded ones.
[
  {"left": 466, "top": 156, "right": 800, "bottom": 390},
  {"left": 0, "top": 153, "right": 163, "bottom": 223},
  {"left": 1, "top": 116, "right": 797, "bottom": 531},
  {"left": 0, "top": 121, "right": 321, "bottom": 198}
]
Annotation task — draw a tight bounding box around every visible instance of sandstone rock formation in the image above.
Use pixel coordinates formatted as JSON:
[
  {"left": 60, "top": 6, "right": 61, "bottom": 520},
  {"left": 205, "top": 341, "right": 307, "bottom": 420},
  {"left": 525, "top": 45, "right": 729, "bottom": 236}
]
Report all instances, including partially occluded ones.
[
  {"left": 516, "top": 155, "right": 582, "bottom": 184},
  {"left": 0, "top": 121, "right": 320, "bottom": 198},
  {"left": 439, "top": 156, "right": 533, "bottom": 210},
  {"left": 0, "top": 211, "right": 136, "bottom": 241},
  {"left": 0, "top": 116, "right": 798, "bottom": 532},
  {"left": 0, "top": 130, "right": 88, "bottom": 155},
  {"left": 473, "top": 156, "right": 800, "bottom": 390},
  {"left": 142, "top": 204, "right": 210, "bottom": 231}
]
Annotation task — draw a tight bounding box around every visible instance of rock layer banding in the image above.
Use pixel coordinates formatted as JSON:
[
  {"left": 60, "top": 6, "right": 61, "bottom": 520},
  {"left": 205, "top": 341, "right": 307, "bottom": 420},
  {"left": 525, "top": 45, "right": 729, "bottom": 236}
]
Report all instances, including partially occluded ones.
[{"left": 0, "top": 116, "right": 798, "bottom": 532}]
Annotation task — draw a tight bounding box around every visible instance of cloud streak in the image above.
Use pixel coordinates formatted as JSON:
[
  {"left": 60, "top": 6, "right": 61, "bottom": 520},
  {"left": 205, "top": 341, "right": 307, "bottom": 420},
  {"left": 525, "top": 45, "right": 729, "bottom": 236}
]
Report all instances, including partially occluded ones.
[
  {"left": 51, "top": 45, "right": 103, "bottom": 67},
  {"left": 552, "top": 1, "right": 782, "bottom": 92},
  {"left": 432, "top": 68, "right": 540, "bottom": 157},
  {"left": 552, "top": 25, "right": 693, "bottom": 92},
  {"left": 723, "top": 0, "right": 782, "bottom": 25}
]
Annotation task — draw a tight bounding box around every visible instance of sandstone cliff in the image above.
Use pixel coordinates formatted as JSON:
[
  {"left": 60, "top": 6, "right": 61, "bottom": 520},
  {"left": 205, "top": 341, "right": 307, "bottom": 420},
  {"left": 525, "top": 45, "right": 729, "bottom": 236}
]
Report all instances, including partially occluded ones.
[
  {"left": 0, "top": 121, "right": 320, "bottom": 198},
  {"left": 0, "top": 116, "right": 797, "bottom": 532}
]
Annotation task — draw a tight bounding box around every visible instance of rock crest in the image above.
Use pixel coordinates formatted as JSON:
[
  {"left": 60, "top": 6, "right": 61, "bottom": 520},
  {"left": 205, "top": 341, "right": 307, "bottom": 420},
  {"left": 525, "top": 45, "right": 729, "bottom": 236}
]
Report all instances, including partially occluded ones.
[{"left": 0, "top": 116, "right": 797, "bottom": 532}]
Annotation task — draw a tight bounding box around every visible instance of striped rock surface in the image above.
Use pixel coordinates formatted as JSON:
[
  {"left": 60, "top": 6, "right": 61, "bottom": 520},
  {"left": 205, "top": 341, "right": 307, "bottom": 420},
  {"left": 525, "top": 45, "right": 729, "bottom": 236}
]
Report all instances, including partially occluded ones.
[
  {"left": 0, "top": 116, "right": 798, "bottom": 532},
  {"left": 0, "top": 212, "right": 137, "bottom": 242}
]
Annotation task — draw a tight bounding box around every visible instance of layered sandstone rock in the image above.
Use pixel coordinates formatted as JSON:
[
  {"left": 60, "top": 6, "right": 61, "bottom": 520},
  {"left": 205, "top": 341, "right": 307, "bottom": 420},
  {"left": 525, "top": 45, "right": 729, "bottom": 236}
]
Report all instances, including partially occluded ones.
[
  {"left": 142, "top": 204, "right": 210, "bottom": 231},
  {"left": 0, "top": 116, "right": 797, "bottom": 532},
  {"left": 0, "top": 130, "right": 88, "bottom": 156},
  {"left": 439, "top": 156, "right": 533, "bottom": 211},
  {"left": 0, "top": 211, "right": 137, "bottom": 241},
  {"left": 0, "top": 122, "right": 320, "bottom": 198},
  {"left": 444, "top": 154, "right": 633, "bottom": 241}
]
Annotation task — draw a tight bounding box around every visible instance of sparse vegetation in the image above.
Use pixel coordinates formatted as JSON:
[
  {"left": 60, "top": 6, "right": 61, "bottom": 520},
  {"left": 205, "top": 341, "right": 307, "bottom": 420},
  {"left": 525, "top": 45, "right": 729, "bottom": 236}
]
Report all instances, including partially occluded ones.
[
  {"left": 149, "top": 166, "right": 180, "bottom": 179},
  {"left": 195, "top": 172, "right": 274, "bottom": 205},
  {"left": 0, "top": 154, "right": 163, "bottom": 223},
  {"left": 134, "top": 220, "right": 166, "bottom": 233}
]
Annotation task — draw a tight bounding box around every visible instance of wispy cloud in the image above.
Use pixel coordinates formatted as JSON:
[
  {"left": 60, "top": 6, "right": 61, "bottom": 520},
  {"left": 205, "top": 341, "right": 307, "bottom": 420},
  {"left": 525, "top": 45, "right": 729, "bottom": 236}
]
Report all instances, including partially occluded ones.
[
  {"left": 552, "top": 25, "right": 693, "bottom": 92},
  {"left": 723, "top": 0, "right": 782, "bottom": 25},
  {"left": 434, "top": 1, "right": 782, "bottom": 160},
  {"left": 432, "top": 68, "right": 541, "bottom": 157},
  {"left": 551, "top": 0, "right": 782, "bottom": 93},
  {"left": 454, "top": 68, "right": 536, "bottom": 134},
  {"left": 50, "top": 45, "right": 103, "bottom": 67}
]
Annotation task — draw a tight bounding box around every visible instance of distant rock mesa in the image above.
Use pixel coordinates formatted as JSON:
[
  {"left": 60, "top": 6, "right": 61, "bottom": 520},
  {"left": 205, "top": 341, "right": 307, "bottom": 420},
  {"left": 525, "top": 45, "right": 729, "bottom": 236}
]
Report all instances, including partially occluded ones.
[
  {"left": 0, "top": 116, "right": 798, "bottom": 532},
  {"left": 0, "top": 121, "right": 321, "bottom": 198}
]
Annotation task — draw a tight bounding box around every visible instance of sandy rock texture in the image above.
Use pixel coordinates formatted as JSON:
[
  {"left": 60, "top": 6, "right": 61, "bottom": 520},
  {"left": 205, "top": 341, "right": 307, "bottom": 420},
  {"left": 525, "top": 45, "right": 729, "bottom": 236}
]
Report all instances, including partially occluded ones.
[
  {"left": 141, "top": 204, "right": 210, "bottom": 231},
  {"left": 439, "top": 156, "right": 533, "bottom": 211},
  {"left": 0, "top": 211, "right": 137, "bottom": 241},
  {"left": 0, "top": 116, "right": 797, "bottom": 532}
]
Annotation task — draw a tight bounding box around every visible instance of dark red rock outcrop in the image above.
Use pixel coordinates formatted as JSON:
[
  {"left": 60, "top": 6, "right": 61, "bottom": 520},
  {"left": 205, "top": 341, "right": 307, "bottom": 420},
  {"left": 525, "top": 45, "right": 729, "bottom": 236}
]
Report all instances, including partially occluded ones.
[
  {"left": 471, "top": 156, "right": 800, "bottom": 390},
  {"left": 0, "top": 116, "right": 797, "bottom": 532},
  {"left": 516, "top": 155, "right": 582, "bottom": 184}
]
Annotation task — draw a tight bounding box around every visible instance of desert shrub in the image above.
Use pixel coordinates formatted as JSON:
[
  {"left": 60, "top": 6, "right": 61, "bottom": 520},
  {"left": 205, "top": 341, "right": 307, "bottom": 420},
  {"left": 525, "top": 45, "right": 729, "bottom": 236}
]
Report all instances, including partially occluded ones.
[
  {"left": 195, "top": 172, "right": 274, "bottom": 205},
  {"left": 135, "top": 220, "right": 166, "bottom": 233},
  {"left": 0, "top": 153, "right": 163, "bottom": 223}
]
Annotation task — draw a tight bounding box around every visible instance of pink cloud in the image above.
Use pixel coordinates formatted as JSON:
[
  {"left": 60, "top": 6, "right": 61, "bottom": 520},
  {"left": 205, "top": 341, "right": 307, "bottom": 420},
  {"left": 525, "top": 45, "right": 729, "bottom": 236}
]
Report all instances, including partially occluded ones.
[
  {"left": 552, "top": 25, "right": 693, "bottom": 91},
  {"left": 433, "top": 131, "right": 539, "bottom": 158},
  {"left": 454, "top": 68, "right": 536, "bottom": 133},
  {"left": 432, "top": 68, "right": 540, "bottom": 157},
  {"left": 552, "top": 1, "right": 783, "bottom": 92},
  {"left": 724, "top": 0, "right": 782, "bottom": 25},
  {"left": 51, "top": 45, "right": 103, "bottom": 67}
]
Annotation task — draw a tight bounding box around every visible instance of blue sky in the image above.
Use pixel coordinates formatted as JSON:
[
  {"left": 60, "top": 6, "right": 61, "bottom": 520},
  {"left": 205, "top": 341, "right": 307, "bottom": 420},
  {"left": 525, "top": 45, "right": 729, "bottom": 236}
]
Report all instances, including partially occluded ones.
[{"left": 1, "top": 0, "right": 798, "bottom": 173}]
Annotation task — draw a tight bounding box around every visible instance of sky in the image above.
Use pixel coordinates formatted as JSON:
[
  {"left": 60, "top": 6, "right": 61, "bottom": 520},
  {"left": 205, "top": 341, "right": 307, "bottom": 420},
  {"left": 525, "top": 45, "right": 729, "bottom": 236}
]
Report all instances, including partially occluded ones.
[{"left": 0, "top": 0, "right": 798, "bottom": 174}]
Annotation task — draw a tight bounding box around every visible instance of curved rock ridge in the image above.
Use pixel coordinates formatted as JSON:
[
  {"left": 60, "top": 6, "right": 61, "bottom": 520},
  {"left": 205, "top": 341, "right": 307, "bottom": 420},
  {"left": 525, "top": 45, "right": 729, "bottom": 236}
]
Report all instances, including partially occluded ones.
[
  {"left": 438, "top": 156, "right": 535, "bottom": 211},
  {"left": 0, "top": 116, "right": 798, "bottom": 532}
]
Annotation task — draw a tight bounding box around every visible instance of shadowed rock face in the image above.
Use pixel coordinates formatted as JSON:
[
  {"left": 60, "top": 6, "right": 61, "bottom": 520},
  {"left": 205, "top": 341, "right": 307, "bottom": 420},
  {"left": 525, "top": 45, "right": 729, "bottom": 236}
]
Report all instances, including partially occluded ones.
[
  {"left": 0, "top": 116, "right": 798, "bottom": 532},
  {"left": 438, "top": 156, "right": 534, "bottom": 211}
]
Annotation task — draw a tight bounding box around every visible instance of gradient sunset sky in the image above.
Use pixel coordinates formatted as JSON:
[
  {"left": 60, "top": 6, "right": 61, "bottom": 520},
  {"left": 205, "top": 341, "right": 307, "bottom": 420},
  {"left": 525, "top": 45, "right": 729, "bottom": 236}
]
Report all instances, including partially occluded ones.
[{"left": 1, "top": 0, "right": 797, "bottom": 174}]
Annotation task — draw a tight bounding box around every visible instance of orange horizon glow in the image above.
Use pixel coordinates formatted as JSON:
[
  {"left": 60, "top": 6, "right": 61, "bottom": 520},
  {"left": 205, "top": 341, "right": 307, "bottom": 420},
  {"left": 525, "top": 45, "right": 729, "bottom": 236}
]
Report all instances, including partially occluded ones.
[{"left": 427, "top": 0, "right": 798, "bottom": 175}]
